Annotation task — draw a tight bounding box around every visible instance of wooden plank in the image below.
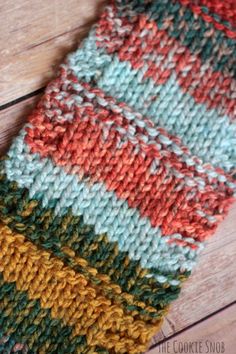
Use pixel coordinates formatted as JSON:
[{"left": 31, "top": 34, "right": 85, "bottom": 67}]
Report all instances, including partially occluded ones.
[
  {"left": 148, "top": 303, "right": 236, "bottom": 354},
  {"left": 0, "top": 97, "right": 235, "bottom": 348},
  {"left": 0, "top": 0, "right": 106, "bottom": 106},
  {"left": 0, "top": 96, "right": 39, "bottom": 155}
]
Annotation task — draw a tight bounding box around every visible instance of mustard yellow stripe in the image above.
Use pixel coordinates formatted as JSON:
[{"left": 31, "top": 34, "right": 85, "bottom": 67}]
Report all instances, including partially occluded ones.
[{"left": 0, "top": 223, "right": 164, "bottom": 353}]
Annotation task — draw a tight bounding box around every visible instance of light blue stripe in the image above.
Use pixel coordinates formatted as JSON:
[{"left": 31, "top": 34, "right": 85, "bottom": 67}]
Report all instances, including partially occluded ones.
[
  {"left": 97, "top": 64, "right": 236, "bottom": 173},
  {"left": 67, "top": 78, "right": 235, "bottom": 189},
  {"left": 52, "top": 69, "right": 236, "bottom": 195},
  {"left": 67, "top": 33, "right": 236, "bottom": 173},
  {"left": 4, "top": 130, "right": 202, "bottom": 282},
  {"left": 66, "top": 28, "right": 112, "bottom": 84}
]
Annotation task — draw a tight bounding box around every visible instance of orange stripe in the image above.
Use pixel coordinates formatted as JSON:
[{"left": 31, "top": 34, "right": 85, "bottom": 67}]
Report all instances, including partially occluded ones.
[
  {"left": 25, "top": 105, "right": 233, "bottom": 240},
  {"left": 97, "top": 9, "right": 236, "bottom": 119}
]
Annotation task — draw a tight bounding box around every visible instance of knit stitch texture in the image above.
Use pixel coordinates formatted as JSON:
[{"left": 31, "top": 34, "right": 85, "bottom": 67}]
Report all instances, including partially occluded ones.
[{"left": 0, "top": 0, "right": 236, "bottom": 353}]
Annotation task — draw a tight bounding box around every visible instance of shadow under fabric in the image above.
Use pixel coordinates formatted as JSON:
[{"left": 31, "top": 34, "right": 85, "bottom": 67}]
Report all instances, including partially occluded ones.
[{"left": 0, "top": 0, "right": 235, "bottom": 353}]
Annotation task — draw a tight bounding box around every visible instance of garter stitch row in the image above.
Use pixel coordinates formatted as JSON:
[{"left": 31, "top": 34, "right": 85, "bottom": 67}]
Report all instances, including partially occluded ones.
[{"left": 0, "top": 0, "right": 236, "bottom": 353}]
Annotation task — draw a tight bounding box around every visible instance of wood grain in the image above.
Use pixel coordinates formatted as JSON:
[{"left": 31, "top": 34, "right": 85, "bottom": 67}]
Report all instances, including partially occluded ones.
[
  {"left": 0, "top": 96, "right": 40, "bottom": 155},
  {"left": 148, "top": 303, "right": 236, "bottom": 354},
  {"left": 0, "top": 0, "right": 106, "bottom": 106}
]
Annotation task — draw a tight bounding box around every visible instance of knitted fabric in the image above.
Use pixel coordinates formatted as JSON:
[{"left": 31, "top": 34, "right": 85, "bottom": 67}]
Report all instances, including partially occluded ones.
[{"left": 0, "top": 0, "right": 236, "bottom": 353}]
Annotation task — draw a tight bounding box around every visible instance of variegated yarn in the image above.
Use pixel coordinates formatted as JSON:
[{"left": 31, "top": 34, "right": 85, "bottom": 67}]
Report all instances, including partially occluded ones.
[{"left": 0, "top": 0, "right": 235, "bottom": 353}]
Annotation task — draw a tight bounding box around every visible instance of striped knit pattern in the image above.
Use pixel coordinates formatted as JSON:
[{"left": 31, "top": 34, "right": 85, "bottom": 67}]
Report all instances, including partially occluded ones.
[{"left": 0, "top": 0, "right": 236, "bottom": 353}]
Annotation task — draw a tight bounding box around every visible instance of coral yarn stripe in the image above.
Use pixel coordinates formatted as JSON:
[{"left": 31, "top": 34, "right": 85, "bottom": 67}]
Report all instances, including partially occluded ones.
[
  {"left": 177, "top": 0, "right": 236, "bottom": 37},
  {"left": 97, "top": 9, "right": 236, "bottom": 119},
  {"left": 25, "top": 107, "right": 234, "bottom": 240},
  {"left": 39, "top": 72, "right": 236, "bottom": 185},
  {"left": 184, "top": 0, "right": 236, "bottom": 29}
]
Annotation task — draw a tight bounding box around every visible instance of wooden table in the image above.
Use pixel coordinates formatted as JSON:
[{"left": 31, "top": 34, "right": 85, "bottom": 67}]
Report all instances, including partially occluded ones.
[{"left": 0, "top": 1, "right": 235, "bottom": 353}]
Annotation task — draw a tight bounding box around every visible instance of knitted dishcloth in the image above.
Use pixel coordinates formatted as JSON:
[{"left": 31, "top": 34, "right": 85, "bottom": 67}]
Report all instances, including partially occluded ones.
[{"left": 0, "top": 0, "right": 236, "bottom": 353}]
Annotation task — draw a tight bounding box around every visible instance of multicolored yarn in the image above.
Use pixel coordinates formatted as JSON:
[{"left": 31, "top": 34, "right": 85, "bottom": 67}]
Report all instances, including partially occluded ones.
[{"left": 0, "top": 0, "right": 236, "bottom": 353}]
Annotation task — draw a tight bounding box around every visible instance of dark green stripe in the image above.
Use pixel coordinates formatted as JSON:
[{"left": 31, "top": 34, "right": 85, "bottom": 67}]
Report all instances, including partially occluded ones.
[
  {"left": 0, "top": 275, "right": 108, "bottom": 354},
  {"left": 0, "top": 173, "right": 189, "bottom": 313}
]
